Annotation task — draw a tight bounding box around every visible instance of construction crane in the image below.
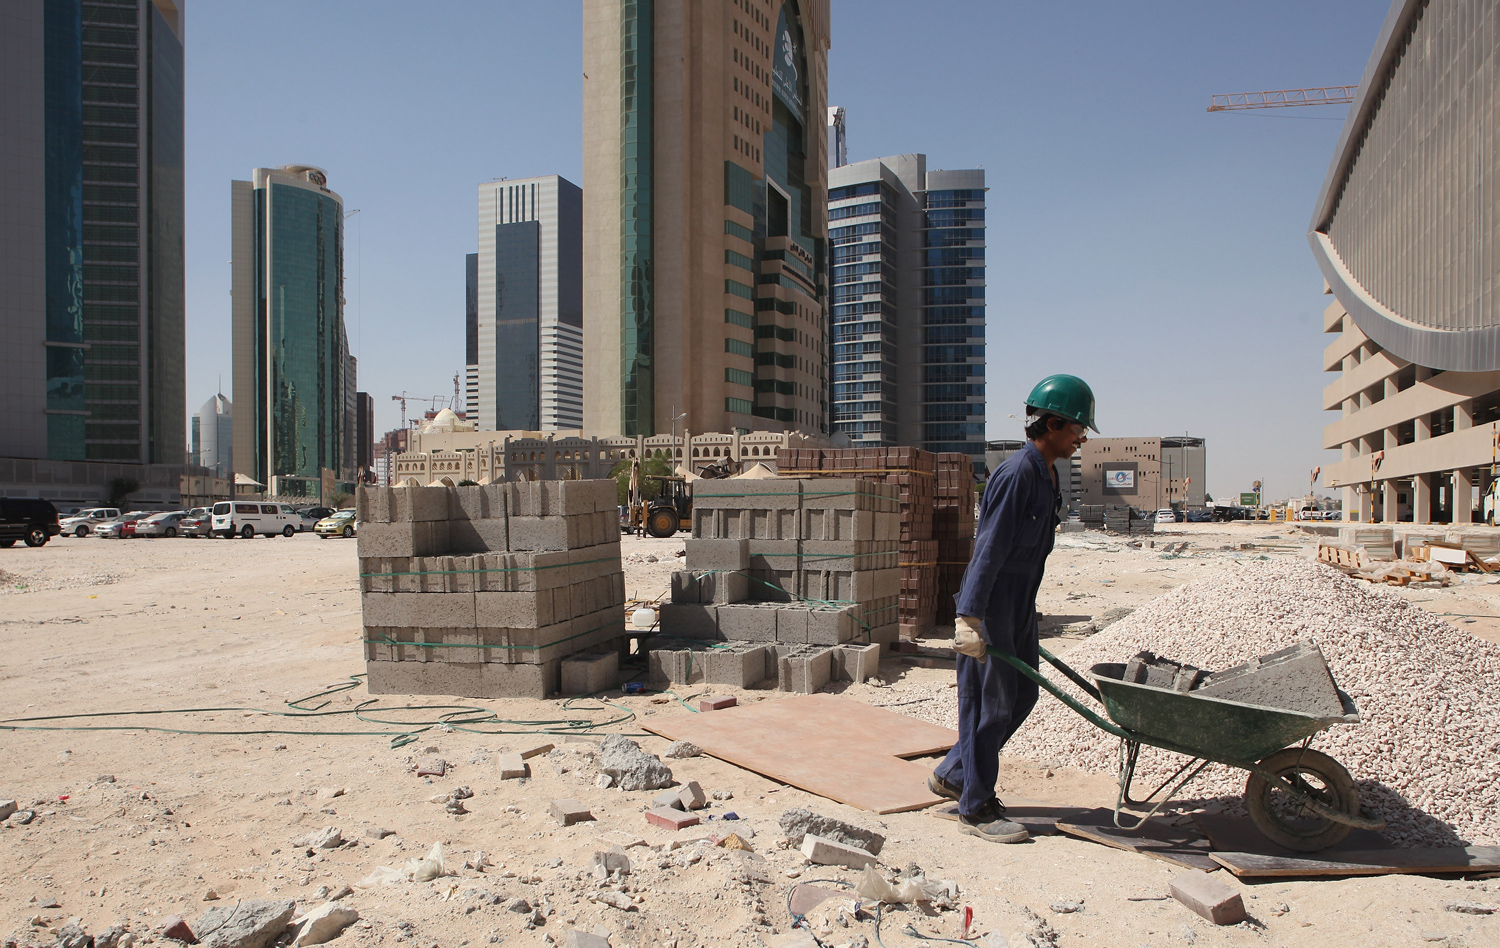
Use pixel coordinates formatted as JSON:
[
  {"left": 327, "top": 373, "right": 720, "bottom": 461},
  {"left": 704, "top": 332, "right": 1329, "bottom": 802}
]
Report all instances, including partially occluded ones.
[
  {"left": 391, "top": 392, "right": 415, "bottom": 430},
  {"left": 827, "top": 106, "right": 847, "bottom": 167},
  {"left": 1207, "top": 85, "right": 1357, "bottom": 112}
]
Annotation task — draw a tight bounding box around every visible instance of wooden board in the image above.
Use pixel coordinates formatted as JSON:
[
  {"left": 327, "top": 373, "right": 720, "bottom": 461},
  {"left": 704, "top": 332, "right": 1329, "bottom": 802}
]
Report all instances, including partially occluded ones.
[
  {"left": 1191, "top": 812, "right": 1392, "bottom": 856},
  {"left": 640, "top": 694, "right": 957, "bottom": 814},
  {"left": 929, "top": 801, "right": 1105, "bottom": 837},
  {"left": 1055, "top": 816, "right": 1220, "bottom": 872},
  {"left": 1211, "top": 846, "right": 1500, "bottom": 878}
]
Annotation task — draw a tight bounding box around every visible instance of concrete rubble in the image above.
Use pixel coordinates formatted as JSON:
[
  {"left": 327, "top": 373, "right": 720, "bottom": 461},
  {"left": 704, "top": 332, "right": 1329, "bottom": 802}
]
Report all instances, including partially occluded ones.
[
  {"left": 778, "top": 807, "right": 886, "bottom": 854},
  {"left": 596, "top": 735, "right": 674, "bottom": 791},
  {"left": 358, "top": 481, "right": 626, "bottom": 698}
]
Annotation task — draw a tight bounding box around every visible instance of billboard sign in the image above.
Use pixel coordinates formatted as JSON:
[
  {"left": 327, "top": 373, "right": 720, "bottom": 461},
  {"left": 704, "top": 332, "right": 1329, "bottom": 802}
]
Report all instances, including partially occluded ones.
[
  {"left": 1240, "top": 492, "right": 1259, "bottom": 506},
  {"left": 1105, "top": 469, "right": 1135, "bottom": 490}
]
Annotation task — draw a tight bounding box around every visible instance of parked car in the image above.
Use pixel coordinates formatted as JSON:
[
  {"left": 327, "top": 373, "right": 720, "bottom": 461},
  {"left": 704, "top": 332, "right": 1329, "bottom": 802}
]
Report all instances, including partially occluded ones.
[
  {"left": 135, "top": 511, "right": 190, "bottom": 538},
  {"left": 1154, "top": 508, "right": 1177, "bottom": 524},
  {"left": 299, "top": 506, "right": 335, "bottom": 523},
  {"left": 59, "top": 507, "right": 121, "bottom": 537},
  {"left": 0, "top": 497, "right": 62, "bottom": 548},
  {"left": 94, "top": 514, "right": 138, "bottom": 539},
  {"left": 179, "top": 508, "right": 214, "bottom": 537},
  {"left": 1185, "top": 508, "right": 1214, "bottom": 523},
  {"left": 314, "top": 509, "right": 358, "bottom": 538},
  {"left": 210, "top": 501, "right": 301, "bottom": 538}
]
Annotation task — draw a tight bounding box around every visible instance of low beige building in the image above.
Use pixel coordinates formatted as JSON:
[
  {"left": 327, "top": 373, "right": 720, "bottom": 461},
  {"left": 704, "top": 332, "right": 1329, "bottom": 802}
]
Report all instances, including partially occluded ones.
[{"left": 1079, "top": 437, "right": 1206, "bottom": 511}]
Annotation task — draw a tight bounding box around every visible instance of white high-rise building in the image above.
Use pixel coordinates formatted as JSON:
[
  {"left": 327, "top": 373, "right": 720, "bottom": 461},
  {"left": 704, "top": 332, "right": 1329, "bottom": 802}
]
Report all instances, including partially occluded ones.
[
  {"left": 475, "top": 175, "right": 583, "bottom": 432},
  {"left": 196, "top": 392, "right": 231, "bottom": 478}
]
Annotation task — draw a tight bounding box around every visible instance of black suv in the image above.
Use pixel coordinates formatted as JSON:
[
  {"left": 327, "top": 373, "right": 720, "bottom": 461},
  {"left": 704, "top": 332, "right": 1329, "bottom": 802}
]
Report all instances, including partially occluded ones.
[{"left": 0, "top": 498, "right": 62, "bottom": 548}]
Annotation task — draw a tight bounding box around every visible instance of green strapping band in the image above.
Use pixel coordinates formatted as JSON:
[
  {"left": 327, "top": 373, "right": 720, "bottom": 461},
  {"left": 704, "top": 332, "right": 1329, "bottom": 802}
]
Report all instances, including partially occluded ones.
[
  {"left": 365, "top": 622, "right": 613, "bottom": 653},
  {"left": 359, "top": 555, "right": 620, "bottom": 579}
]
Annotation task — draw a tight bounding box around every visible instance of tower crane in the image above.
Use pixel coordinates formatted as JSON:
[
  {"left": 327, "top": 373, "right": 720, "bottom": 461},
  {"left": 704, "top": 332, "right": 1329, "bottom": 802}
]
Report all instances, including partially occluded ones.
[
  {"left": 392, "top": 392, "right": 416, "bottom": 430},
  {"left": 1207, "top": 85, "right": 1357, "bottom": 112}
]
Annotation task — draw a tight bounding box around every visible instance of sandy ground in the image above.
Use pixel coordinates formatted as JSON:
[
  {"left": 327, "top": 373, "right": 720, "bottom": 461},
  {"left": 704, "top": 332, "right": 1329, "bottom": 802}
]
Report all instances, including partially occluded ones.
[{"left": 1, "top": 523, "right": 1497, "bottom": 948}]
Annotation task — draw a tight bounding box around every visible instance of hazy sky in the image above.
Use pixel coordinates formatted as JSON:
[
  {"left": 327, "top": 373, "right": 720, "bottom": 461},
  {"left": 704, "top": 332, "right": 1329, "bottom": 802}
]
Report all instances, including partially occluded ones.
[{"left": 183, "top": 1, "right": 1389, "bottom": 502}]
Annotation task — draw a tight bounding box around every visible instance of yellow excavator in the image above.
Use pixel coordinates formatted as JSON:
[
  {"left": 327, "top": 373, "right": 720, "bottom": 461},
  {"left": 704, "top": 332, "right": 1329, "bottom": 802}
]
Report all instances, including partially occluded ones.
[{"left": 623, "top": 457, "right": 735, "bottom": 537}]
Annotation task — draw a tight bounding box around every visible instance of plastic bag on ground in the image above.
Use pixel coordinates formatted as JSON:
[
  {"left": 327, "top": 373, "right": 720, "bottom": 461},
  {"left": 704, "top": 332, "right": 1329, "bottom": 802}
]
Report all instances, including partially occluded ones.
[
  {"left": 351, "top": 842, "right": 448, "bottom": 888},
  {"left": 854, "top": 864, "right": 947, "bottom": 904}
]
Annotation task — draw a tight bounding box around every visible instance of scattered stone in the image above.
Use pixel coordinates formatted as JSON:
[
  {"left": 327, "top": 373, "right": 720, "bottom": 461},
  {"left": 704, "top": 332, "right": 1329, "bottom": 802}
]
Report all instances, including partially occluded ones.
[
  {"left": 519, "top": 742, "right": 555, "bottom": 759},
  {"left": 698, "top": 696, "right": 737, "bottom": 712},
  {"left": 290, "top": 903, "right": 359, "bottom": 947},
  {"left": 778, "top": 808, "right": 886, "bottom": 855},
  {"left": 1447, "top": 902, "right": 1496, "bottom": 915},
  {"left": 203, "top": 889, "right": 220, "bottom": 901},
  {"left": 592, "top": 849, "right": 632, "bottom": 876},
  {"left": 328, "top": 886, "right": 353, "bottom": 902},
  {"left": 452, "top": 786, "right": 474, "bottom": 800},
  {"left": 294, "top": 827, "right": 342, "bottom": 849},
  {"left": 644, "top": 808, "right": 700, "bottom": 831},
  {"left": 595, "top": 774, "right": 614, "bottom": 789},
  {"left": 1168, "top": 871, "right": 1246, "bottom": 926},
  {"left": 589, "top": 892, "right": 635, "bottom": 912},
  {"left": 466, "top": 852, "right": 492, "bottom": 871},
  {"left": 96, "top": 775, "right": 117, "bottom": 783},
  {"left": 1422, "top": 934, "right": 1448, "bottom": 943},
  {"left": 96, "top": 925, "right": 128, "bottom": 948},
  {"left": 799, "top": 833, "right": 877, "bottom": 870},
  {"left": 12, "top": 809, "right": 36, "bottom": 825},
  {"left": 158, "top": 917, "right": 196, "bottom": 944},
  {"left": 596, "top": 831, "right": 646, "bottom": 849},
  {"left": 445, "top": 797, "right": 468, "bottom": 815},
  {"left": 506, "top": 898, "right": 532, "bottom": 914},
  {"left": 1049, "top": 901, "right": 1082, "bottom": 914},
  {"left": 651, "top": 789, "right": 685, "bottom": 811},
  {"left": 0, "top": 800, "right": 17, "bottom": 821},
  {"left": 497, "top": 754, "right": 529, "bottom": 780},
  {"left": 314, "top": 788, "right": 346, "bottom": 802},
  {"left": 56, "top": 921, "right": 92, "bottom": 948},
  {"left": 770, "top": 930, "right": 819, "bottom": 948},
  {"left": 597, "top": 736, "right": 674, "bottom": 791},
  {"left": 365, "top": 827, "right": 396, "bottom": 840},
  {"left": 563, "top": 932, "right": 610, "bottom": 948},
  {"left": 664, "top": 741, "right": 702, "bottom": 759},
  {"left": 718, "top": 833, "right": 753, "bottom": 852},
  {"left": 551, "top": 799, "right": 594, "bottom": 826},
  {"left": 39, "top": 898, "right": 61, "bottom": 909},
  {"left": 711, "top": 790, "right": 734, "bottom": 801},
  {"left": 416, "top": 757, "right": 447, "bottom": 777},
  {"left": 676, "top": 781, "right": 707, "bottom": 811},
  {"left": 195, "top": 900, "right": 297, "bottom": 948}
]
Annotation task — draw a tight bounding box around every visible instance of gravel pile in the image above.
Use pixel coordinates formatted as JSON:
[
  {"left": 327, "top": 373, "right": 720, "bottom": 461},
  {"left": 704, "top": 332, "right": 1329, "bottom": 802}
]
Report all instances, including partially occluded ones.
[{"left": 1002, "top": 558, "right": 1500, "bottom": 847}]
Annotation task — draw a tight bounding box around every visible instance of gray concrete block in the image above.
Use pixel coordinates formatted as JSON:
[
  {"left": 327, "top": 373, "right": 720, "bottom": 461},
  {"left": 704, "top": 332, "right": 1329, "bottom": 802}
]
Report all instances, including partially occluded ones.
[
  {"left": 648, "top": 648, "right": 704, "bottom": 685},
  {"left": 834, "top": 643, "right": 881, "bottom": 683},
  {"left": 508, "top": 516, "right": 570, "bottom": 551},
  {"left": 522, "top": 551, "right": 575, "bottom": 591},
  {"left": 800, "top": 833, "right": 876, "bottom": 869},
  {"left": 685, "top": 538, "right": 750, "bottom": 571},
  {"left": 1169, "top": 870, "right": 1246, "bottom": 925},
  {"left": 807, "top": 605, "right": 858, "bottom": 646},
  {"left": 716, "top": 603, "right": 778, "bottom": 642},
  {"left": 448, "top": 517, "right": 509, "bottom": 555},
  {"left": 497, "top": 753, "right": 529, "bottom": 779},
  {"left": 670, "top": 570, "right": 700, "bottom": 604},
  {"left": 659, "top": 603, "right": 720, "bottom": 639},
  {"left": 357, "top": 486, "right": 394, "bottom": 524},
  {"left": 1194, "top": 640, "right": 1343, "bottom": 716},
  {"left": 775, "top": 607, "right": 808, "bottom": 644},
  {"left": 695, "top": 479, "right": 800, "bottom": 510},
  {"left": 561, "top": 650, "right": 620, "bottom": 695},
  {"left": 357, "top": 521, "right": 450, "bottom": 558},
  {"left": 868, "top": 623, "right": 899, "bottom": 652},
  {"left": 800, "top": 479, "right": 871, "bottom": 510},
  {"left": 397, "top": 486, "right": 451, "bottom": 522},
  {"left": 364, "top": 657, "right": 560, "bottom": 699},
  {"left": 875, "top": 511, "right": 900, "bottom": 541},
  {"left": 475, "top": 590, "right": 556, "bottom": 629},
  {"left": 359, "top": 556, "right": 411, "bottom": 594},
  {"left": 361, "top": 591, "right": 475, "bottom": 630},
  {"left": 777, "top": 645, "right": 833, "bottom": 693},
  {"left": 747, "top": 568, "right": 795, "bottom": 602},
  {"left": 703, "top": 642, "right": 772, "bottom": 687},
  {"left": 747, "top": 508, "right": 799, "bottom": 539},
  {"left": 802, "top": 507, "right": 880, "bottom": 542}
]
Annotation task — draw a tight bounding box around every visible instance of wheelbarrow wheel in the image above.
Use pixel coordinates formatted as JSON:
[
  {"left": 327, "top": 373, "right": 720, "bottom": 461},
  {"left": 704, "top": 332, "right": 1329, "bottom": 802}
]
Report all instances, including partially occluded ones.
[{"left": 1245, "top": 747, "right": 1358, "bottom": 852}]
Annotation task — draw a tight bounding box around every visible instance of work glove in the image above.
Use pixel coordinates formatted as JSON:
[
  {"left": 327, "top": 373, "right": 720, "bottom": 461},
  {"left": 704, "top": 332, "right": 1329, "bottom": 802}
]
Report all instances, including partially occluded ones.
[{"left": 953, "top": 615, "right": 988, "bottom": 662}]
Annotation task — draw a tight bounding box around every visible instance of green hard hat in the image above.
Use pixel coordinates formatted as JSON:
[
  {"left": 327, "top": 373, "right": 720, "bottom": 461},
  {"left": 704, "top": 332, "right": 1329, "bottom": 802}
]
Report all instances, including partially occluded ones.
[{"left": 1025, "top": 374, "right": 1098, "bottom": 432}]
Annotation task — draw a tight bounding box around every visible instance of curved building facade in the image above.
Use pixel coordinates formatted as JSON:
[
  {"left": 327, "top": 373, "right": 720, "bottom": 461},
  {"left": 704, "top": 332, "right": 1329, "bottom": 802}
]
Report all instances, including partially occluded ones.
[{"left": 1312, "top": 0, "right": 1500, "bottom": 523}]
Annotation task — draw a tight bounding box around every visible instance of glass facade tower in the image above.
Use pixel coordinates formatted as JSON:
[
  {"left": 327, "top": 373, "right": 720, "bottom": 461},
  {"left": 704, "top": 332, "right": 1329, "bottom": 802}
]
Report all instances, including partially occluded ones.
[{"left": 231, "top": 165, "right": 350, "bottom": 497}]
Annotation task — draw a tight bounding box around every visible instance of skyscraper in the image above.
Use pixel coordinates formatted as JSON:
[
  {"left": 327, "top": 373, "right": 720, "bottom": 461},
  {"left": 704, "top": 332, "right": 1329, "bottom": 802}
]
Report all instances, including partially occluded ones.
[
  {"left": 231, "top": 165, "right": 351, "bottom": 497},
  {"left": 475, "top": 175, "right": 583, "bottom": 432},
  {"left": 0, "top": 0, "right": 185, "bottom": 474},
  {"left": 195, "top": 392, "right": 231, "bottom": 478},
  {"left": 582, "top": 0, "right": 832, "bottom": 438},
  {"left": 464, "top": 252, "right": 479, "bottom": 421},
  {"left": 828, "top": 155, "right": 985, "bottom": 460}
]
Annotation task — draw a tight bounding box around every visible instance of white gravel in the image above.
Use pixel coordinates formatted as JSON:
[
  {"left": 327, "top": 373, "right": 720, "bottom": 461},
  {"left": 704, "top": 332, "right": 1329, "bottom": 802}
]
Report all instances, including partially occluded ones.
[{"left": 998, "top": 558, "right": 1500, "bottom": 847}]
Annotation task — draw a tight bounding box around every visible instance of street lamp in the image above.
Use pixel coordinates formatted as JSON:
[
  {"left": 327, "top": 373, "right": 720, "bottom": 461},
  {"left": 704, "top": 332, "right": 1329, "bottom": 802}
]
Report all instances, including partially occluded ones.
[{"left": 669, "top": 406, "right": 688, "bottom": 474}]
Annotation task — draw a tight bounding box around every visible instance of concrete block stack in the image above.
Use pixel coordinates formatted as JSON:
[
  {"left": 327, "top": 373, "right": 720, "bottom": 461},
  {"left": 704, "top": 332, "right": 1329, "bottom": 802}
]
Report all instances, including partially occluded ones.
[
  {"left": 934, "top": 453, "right": 977, "bottom": 624},
  {"left": 653, "top": 477, "right": 898, "bottom": 692},
  {"left": 356, "top": 481, "right": 625, "bottom": 699},
  {"left": 776, "top": 446, "right": 939, "bottom": 639}
]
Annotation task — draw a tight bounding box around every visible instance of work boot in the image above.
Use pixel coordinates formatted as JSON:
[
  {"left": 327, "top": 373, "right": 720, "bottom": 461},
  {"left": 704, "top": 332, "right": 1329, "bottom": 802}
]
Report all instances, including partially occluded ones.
[
  {"left": 957, "top": 798, "right": 1029, "bottom": 844},
  {"left": 927, "top": 771, "right": 962, "bottom": 802}
]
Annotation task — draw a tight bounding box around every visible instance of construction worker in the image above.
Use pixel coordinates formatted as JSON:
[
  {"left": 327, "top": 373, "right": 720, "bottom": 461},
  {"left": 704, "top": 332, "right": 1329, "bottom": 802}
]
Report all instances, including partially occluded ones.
[{"left": 931, "top": 374, "right": 1096, "bottom": 842}]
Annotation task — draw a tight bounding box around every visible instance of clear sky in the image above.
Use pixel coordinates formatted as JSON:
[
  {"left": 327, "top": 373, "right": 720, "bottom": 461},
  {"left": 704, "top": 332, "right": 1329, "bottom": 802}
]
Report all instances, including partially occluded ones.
[{"left": 183, "top": 0, "right": 1390, "bottom": 502}]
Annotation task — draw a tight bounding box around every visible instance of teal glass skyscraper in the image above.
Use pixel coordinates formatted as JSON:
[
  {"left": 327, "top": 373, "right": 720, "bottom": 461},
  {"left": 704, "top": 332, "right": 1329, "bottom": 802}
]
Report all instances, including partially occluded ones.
[{"left": 231, "top": 165, "right": 352, "bottom": 497}]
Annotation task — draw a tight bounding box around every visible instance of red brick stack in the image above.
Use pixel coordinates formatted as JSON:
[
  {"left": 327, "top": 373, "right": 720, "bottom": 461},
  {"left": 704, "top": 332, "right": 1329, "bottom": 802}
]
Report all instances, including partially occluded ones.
[
  {"left": 776, "top": 446, "right": 938, "bottom": 639},
  {"left": 934, "top": 453, "right": 978, "bottom": 625}
]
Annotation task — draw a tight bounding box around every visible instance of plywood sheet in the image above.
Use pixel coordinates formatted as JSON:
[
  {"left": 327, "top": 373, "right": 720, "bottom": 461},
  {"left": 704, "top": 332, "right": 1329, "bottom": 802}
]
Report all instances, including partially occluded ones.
[
  {"left": 929, "top": 800, "right": 1106, "bottom": 837},
  {"left": 1055, "top": 816, "right": 1220, "bottom": 872},
  {"left": 1191, "top": 812, "right": 1392, "bottom": 856},
  {"left": 640, "top": 694, "right": 957, "bottom": 814},
  {"left": 1211, "top": 846, "right": 1500, "bottom": 878}
]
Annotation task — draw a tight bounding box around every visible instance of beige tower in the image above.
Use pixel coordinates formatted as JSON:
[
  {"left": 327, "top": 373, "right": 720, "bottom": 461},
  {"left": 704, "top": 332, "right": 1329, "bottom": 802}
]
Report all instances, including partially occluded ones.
[{"left": 583, "top": 0, "right": 831, "bottom": 438}]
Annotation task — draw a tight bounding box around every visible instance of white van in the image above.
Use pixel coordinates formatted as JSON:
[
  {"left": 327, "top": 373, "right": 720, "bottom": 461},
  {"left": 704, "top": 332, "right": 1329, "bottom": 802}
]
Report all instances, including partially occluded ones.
[{"left": 211, "top": 501, "right": 302, "bottom": 538}]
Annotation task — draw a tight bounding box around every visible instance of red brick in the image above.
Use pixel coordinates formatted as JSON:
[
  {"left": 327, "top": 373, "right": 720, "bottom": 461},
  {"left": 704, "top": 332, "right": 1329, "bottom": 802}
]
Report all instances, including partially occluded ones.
[
  {"left": 1169, "top": 870, "right": 1246, "bottom": 925},
  {"left": 698, "top": 696, "right": 737, "bottom": 711},
  {"left": 644, "top": 807, "right": 701, "bottom": 830},
  {"left": 159, "top": 917, "right": 197, "bottom": 944}
]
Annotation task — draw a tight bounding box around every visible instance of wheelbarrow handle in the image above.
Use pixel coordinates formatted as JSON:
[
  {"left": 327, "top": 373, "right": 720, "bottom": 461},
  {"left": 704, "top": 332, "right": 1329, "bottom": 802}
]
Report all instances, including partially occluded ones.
[
  {"left": 1037, "top": 644, "right": 1103, "bottom": 703},
  {"left": 986, "top": 644, "right": 1132, "bottom": 741}
]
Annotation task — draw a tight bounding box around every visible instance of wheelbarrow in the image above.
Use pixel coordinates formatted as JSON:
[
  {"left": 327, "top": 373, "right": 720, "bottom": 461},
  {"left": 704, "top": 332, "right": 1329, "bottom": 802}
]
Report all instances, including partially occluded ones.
[{"left": 988, "top": 643, "right": 1387, "bottom": 852}]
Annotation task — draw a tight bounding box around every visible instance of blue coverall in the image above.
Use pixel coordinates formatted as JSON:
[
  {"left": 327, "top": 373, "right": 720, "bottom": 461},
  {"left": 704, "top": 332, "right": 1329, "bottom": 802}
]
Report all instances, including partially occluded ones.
[{"left": 934, "top": 441, "right": 1060, "bottom": 818}]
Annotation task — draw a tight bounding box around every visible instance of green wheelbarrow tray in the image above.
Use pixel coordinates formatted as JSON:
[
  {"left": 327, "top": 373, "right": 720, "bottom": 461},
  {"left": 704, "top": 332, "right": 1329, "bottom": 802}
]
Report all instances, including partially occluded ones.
[{"left": 987, "top": 643, "right": 1387, "bottom": 839}]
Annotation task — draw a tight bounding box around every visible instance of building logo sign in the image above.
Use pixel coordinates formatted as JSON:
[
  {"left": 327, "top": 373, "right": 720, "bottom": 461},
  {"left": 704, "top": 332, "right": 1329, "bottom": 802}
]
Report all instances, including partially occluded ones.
[
  {"left": 772, "top": 6, "right": 803, "bottom": 115},
  {"left": 1105, "top": 468, "right": 1135, "bottom": 490}
]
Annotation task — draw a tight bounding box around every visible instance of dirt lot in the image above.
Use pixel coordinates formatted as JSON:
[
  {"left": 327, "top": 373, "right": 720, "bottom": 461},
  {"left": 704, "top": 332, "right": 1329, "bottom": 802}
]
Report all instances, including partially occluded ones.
[{"left": 1, "top": 523, "right": 1497, "bottom": 948}]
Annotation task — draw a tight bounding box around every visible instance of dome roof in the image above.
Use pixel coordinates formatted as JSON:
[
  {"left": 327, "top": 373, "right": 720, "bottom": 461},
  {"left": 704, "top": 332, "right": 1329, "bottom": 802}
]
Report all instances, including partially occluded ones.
[{"left": 431, "top": 408, "right": 459, "bottom": 427}]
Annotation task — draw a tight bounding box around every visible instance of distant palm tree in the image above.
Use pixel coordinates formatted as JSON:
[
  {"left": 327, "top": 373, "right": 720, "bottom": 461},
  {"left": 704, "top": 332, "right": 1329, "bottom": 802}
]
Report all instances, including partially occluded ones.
[{"left": 327, "top": 490, "right": 353, "bottom": 509}]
